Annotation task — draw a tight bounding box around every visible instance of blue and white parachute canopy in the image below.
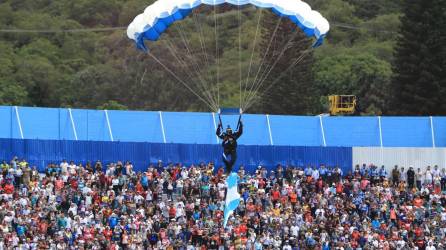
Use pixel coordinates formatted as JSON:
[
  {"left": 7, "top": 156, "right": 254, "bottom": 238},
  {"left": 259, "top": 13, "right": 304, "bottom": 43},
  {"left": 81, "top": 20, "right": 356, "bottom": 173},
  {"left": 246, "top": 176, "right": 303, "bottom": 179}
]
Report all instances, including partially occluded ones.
[{"left": 127, "top": 0, "right": 330, "bottom": 51}]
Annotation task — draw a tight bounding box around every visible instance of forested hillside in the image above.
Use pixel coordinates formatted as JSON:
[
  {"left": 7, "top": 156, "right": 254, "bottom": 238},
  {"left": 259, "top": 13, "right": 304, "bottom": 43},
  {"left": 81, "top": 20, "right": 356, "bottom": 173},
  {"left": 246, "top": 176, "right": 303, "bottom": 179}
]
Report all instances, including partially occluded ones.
[{"left": 0, "top": 0, "right": 442, "bottom": 115}]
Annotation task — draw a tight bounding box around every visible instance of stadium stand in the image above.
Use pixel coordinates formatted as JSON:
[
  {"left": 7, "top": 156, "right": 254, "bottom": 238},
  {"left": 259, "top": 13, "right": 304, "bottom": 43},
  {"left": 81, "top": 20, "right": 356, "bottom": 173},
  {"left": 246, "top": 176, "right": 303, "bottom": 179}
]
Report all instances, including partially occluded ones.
[{"left": 0, "top": 157, "right": 445, "bottom": 249}]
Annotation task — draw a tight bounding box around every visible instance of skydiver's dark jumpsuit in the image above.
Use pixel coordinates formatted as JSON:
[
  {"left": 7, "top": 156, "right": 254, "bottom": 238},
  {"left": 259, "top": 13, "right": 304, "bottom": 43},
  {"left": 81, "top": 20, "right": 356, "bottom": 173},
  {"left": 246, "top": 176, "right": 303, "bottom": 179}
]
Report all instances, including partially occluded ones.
[{"left": 216, "top": 122, "right": 243, "bottom": 174}]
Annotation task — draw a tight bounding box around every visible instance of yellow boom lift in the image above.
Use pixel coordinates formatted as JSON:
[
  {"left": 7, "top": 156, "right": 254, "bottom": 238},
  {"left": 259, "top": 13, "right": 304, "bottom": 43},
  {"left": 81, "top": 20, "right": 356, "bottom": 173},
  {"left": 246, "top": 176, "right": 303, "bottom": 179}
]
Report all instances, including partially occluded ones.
[{"left": 328, "top": 95, "right": 357, "bottom": 115}]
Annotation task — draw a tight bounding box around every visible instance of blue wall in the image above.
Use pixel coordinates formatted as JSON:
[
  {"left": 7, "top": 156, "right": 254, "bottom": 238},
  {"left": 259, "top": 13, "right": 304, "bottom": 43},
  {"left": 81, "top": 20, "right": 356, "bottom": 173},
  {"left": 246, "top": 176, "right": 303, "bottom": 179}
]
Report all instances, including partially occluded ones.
[
  {"left": 433, "top": 117, "right": 446, "bottom": 147},
  {"left": 324, "top": 117, "right": 380, "bottom": 147},
  {"left": 0, "top": 106, "right": 445, "bottom": 147},
  {"left": 269, "top": 116, "right": 322, "bottom": 146},
  {"left": 381, "top": 117, "right": 433, "bottom": 147},
  {"left": 0, "top": 139, "right": 352, "bottom": 173}
]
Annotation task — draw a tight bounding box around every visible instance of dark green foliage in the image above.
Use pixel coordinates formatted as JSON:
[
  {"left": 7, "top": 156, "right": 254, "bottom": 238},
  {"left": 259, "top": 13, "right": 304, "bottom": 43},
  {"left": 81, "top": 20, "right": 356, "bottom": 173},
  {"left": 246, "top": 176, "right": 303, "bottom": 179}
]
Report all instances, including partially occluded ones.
[
  {"left": 390, "top": 0, "right": 446, "bottom": 115},
  {"left": 346, "top": 0, "right": 402, "bottom": 20},
  {"left": 315, "top": 53, "right": 391, "bottom": 115},
  {"left": 97, "top": 100, "right": 128, "bottom": 110},
  {"left": 0, "top": 0, "right": 440, "bottom": 115},
  {"left": 254, "top": 12, "right": 317, "bottom": 115}
]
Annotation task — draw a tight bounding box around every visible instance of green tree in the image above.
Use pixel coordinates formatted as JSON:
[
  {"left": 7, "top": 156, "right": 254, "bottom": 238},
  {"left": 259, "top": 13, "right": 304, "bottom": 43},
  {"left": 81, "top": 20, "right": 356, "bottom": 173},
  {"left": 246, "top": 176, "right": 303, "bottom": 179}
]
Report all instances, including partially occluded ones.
[
  {"left": 315, "top": 53, "right": 391, "bottom": 115},
  {"left": 346, "top": 0, "right": 402, "bottom": 19},
  {"left": 316, "top": 0, "right": 362, "bottom": 46},
  {"left": 67, "top": 0, "right": 121, "bottom": 26},
  {"left": 14, "top": 54, "right": 61, "bottom": 107},
  {"left": 97, "top": 100, "right": 128, "bottom": 110},
  {"left": 67, "top": 64, "right": 122, "bottom": 108},
  {"left": 0, "top": 41, "right": 28, "bottom": 105},
  {"left": 0, "top": 81, "right": 28, "bottom": 105},
  {"left": 390, "top": 0, "right": 446, "bottom": 115},
  {"left": 118, "top": 0, "right": 153, "bottom": 26}
]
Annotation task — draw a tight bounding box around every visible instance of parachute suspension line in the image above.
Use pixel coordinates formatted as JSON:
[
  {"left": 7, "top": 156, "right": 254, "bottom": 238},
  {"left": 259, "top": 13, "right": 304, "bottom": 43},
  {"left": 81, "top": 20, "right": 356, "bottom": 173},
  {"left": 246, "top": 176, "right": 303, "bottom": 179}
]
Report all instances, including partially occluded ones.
[
  {"left": 244, "top": 21, "right": 284, "bottom": 109},
  {"left": 163, "top": 40, "right": 218, "bottom": 111},
  {"left": 238, "top": 4, "right": 242, "bottom": 109},
  {"left": 174, "top": 25, "right": 208, "bottom": 85},
  {"left": 255, "top": 31, "right": 300, "bottom": 89},
  {"left": 164, "top": 41, "right": 198, "bottom": 83},
  {"left": 191, "top": 10, "right": 217, "bottom": 106},
  {"left": 244, "top": 49, "right": 311, "bottom": 111},
  {"left": 213, "top": 4, "right": 220, "bottom": 108},
  {"left": 242, "top": 8, "right": 263, "bottom": 109},
  {"left": 147, "top": 52, "right": 216, "bottom": 111},
  {"left": 243, "top": 31, "right": 302, "bottom": 108},
  {"left": 244, "top": 48, "right": 313, "bottom": 111},
  {"left": 192, "top": 10, "right": 211, "bottom": 76},
  {"left": 164, "top": 40, "right": 217, "bottom": 111},
  {"left": 173, "top": 24, "right": 218, "bottom": 110},
  {"left": 243, "top": 16, "right": 283, "bottom": 110}
]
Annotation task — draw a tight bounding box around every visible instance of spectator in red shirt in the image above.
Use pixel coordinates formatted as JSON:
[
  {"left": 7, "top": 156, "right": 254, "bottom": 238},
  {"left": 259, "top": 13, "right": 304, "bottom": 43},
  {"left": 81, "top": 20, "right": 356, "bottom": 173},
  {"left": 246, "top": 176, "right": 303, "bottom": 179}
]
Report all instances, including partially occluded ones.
[{"left": 3, "top": 182, "right": 14, "bottom": 194}]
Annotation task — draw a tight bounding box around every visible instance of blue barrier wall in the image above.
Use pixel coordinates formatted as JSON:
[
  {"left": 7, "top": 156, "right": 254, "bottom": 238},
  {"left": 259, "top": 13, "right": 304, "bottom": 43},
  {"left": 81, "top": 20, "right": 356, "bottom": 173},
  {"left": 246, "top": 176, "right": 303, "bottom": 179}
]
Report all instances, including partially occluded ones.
[
  {"left": 433, "top": 117, "right": 446, "bottom": 147},
  {"left": 324, "top": 117, "right": 381, "bottom": 147},
  {"left": 0, "top": 106, "right": 12, "bottom": 138},
  {"left": 269, "top": 116, "right": 322, "bottom": 146},
  {"left": 0, "top": 106, "right": 445, "bottom": 147},
  {"left": 163, "top": 112, "right": 215, "bottom": 144},
  {"left": 381, "top": 117, "right": 432, "bottom": 147},
  {"left": 107, "top": 110, "right": 164, "bottom": 143},
  {"left": 0, "top": 139, "right": 352, "bottom": 173}
]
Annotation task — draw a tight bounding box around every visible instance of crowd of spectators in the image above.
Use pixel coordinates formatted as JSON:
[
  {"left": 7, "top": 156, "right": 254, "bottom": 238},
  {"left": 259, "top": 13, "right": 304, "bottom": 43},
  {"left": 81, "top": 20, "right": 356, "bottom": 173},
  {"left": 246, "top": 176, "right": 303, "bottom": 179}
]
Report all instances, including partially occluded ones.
[{"left": 0, "top": 157, "right": 445, "bottom": 249}]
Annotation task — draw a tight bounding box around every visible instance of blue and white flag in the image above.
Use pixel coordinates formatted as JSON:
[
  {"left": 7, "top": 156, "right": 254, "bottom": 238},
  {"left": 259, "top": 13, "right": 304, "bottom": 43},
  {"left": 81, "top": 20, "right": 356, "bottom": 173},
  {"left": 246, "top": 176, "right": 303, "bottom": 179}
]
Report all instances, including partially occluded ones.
[{"left": 223, "top": 173, "right": 240, "bottom": 228}]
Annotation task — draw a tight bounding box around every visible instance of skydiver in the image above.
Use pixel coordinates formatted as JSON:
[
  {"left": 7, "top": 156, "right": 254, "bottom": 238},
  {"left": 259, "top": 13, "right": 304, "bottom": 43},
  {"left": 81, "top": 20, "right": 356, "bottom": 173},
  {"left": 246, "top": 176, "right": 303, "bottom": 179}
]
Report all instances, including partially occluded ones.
[{"left": 216, "top": 120, "right": 243, "bottom": 174}]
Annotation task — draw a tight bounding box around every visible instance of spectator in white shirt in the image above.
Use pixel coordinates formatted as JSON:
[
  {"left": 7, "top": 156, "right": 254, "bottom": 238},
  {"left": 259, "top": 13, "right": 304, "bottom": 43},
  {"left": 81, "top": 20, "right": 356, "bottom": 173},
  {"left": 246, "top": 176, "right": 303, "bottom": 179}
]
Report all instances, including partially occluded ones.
[
  {"left": 68, "top": 161, "right": 77, "bottom": 175},
  {"left": 432, "top": 165, "right": 440, "bottom": 178},
  {"left": 425, "top": 166, "right": 433, "bottom": 184},
  {"left": 399, "top": 167, "right": 406, "bottom": 183},
  {"left": 60, "top": 160, "right": 69, "bottom": 174},
  {"left": 311, "top": 167, "right": 320, "bottom": 180}
]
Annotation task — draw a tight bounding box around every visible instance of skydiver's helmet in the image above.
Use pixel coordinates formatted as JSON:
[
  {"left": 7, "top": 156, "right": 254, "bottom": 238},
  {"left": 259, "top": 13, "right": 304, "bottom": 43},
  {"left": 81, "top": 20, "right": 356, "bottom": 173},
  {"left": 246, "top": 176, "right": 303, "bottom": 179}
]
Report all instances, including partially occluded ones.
[{"left": 226, "top": 126, "right": 233, "bottom": 135}]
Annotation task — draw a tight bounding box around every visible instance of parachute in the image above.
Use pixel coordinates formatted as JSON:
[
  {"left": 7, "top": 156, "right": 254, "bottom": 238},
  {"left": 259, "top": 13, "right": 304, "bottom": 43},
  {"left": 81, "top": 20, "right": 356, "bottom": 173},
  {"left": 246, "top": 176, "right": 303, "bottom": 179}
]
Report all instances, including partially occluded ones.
[
  {"left": 127, "top": 0, "right": 329, "bottom": 112},
  {"left": 128, "top": 0, "right": 329, "bottom": 51}
]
